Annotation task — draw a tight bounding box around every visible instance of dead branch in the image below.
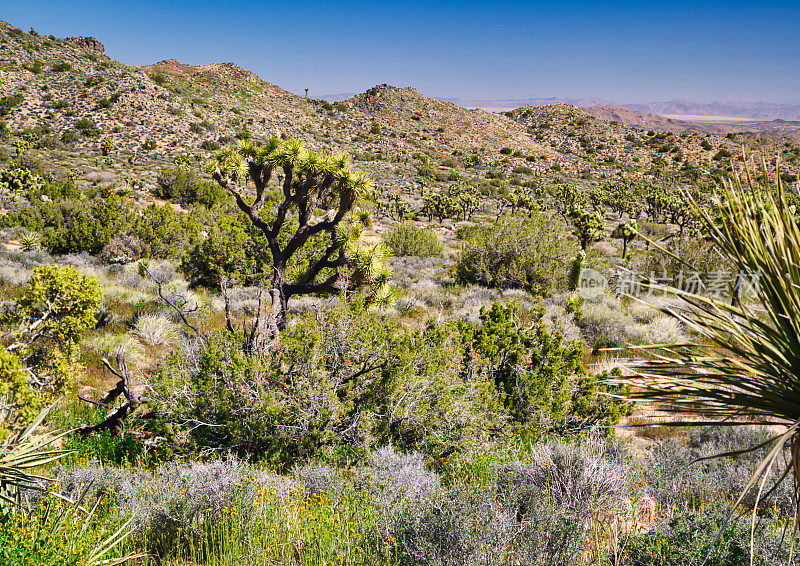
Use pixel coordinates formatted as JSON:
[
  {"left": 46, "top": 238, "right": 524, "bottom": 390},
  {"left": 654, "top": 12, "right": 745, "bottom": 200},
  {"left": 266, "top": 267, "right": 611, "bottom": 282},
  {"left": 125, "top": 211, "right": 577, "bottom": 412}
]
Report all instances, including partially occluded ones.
[
  {"left": 78, "top": 349, "right": 146, "bottom": 437},
  {"left": 138, "top": 262, "right": 204, "bottom": 339}
]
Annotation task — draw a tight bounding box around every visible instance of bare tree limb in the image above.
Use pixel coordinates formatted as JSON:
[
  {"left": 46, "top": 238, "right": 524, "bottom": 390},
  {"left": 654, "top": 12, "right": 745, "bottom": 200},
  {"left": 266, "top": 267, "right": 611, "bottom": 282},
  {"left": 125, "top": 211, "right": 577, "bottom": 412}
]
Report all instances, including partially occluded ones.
[{"left": 139, "top": 263, "right": 204, "bottom": 339}]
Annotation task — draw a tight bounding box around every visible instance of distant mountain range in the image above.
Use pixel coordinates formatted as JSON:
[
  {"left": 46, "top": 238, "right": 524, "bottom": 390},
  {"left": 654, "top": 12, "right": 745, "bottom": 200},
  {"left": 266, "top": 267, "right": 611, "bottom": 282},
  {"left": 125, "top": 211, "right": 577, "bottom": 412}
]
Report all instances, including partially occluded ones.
[{"left": 317, "top": 93, "right": 800, "bottom": 121}]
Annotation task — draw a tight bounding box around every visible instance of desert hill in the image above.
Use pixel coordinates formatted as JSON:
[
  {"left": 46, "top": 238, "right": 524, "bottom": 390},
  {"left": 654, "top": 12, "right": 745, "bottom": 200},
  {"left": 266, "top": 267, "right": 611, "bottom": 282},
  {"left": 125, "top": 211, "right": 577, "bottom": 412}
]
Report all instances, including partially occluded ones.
[
  {"left": 583, "top": 105, "right": 730, "bottom": 135},
  {"left": 0, "top": 19, "right": 798, "bottom": 191}
]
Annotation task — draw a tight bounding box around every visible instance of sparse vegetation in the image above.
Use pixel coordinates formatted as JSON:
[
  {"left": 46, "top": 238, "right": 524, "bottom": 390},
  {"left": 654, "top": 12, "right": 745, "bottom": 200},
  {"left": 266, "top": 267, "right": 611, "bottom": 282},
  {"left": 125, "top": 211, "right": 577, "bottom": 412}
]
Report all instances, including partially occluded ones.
[{"left": 0, "top": 14, "right": 798, "bottom": 564}]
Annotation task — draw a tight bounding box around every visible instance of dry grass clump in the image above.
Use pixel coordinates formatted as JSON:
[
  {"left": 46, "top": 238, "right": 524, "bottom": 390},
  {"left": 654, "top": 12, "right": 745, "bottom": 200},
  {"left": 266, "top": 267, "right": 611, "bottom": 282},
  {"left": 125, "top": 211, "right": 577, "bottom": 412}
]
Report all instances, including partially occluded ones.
[
  {"left": 578, "top": 294, "right": 686, "bottom": 349},
  {"left": 82, "top": 333, "right": 146, "bottom": 369},
  {"left": 389, "top": 256, "right": 451, "bottom": 288},
  {"left": 0, "top": 261, "right": 32, "bottom": 286},
  {"left": 100, "top": 284, "right": 150, "bottom": 305},
  {"left": 132, "top": 311, "right": 180, "bottom": 347}
]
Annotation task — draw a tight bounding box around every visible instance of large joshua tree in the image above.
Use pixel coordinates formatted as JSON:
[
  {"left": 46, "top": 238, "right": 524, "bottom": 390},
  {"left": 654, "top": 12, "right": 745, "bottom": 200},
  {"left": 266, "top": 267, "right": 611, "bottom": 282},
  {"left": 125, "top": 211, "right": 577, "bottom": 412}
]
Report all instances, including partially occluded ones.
[{"left": 209, "top": 138, "right": 391, "bottom": 352}]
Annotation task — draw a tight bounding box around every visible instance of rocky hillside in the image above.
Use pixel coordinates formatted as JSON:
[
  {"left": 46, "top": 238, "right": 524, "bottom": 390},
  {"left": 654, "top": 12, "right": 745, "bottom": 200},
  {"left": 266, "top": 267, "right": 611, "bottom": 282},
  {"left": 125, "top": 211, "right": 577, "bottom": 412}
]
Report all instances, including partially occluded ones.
[
  {"left": 1, "top": 19, "right": 798, "bottom": 192},
  {"left": 583, "top": 105, "right": 729, "bottom": 134},
  {"left": 504, "top": 103, "right": 800, "bottom": 182}
]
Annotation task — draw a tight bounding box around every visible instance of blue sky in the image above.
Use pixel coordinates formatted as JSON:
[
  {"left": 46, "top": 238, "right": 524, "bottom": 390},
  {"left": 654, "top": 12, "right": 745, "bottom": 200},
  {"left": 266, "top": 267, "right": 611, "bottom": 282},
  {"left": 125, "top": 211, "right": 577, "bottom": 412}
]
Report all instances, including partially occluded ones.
[{"left": 3, "top": 1, "right": 799, "bottom": 103}]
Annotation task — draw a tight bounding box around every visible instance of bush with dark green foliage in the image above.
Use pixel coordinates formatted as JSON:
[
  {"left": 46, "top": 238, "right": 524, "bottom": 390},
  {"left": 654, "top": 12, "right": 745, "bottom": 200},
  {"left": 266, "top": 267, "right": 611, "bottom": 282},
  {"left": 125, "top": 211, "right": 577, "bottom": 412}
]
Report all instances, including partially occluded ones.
[
  {"left": 0, "top": 93, "right": 23, "bottom": 117},
  {"left": 155, "top": 166, "right": 199, "bottom": 201},
  {"left": 456, "top": 214, "right": 576, "bottom": 296},
  {"left": 154, "top": 167, "right": 225, "bottom": 207},
  {"left": 383, "top": 223, "right": 443, "bottom": 257},
  {"left": 458, "top": 302, "right": 629, "bottom": 434},
  {"left": 129, "top": 203, "right": 201, "bottom": 259},
  {"left": 151, "top": 301, "right": 499, "bottom": 463},
  {"left": 713, "top": 148, "right": 733, "bottom": 161},
  {"left": 44, "top": 194, "right": 133, "bottom": 255},
  {"left": 60, "top": 129, "right": 79, "bottom": 144},
  {"left": 74, "top": 117, "right": 101, "bottom": 137},
  {"left": 179, "top": 208, "right": 273, "bottom": 286},
  {"left": 151, "top": 299, "right": 625, "bottom": 463},
  {"left": 84, "top": 75, "right": 105, "bottom": 87}
]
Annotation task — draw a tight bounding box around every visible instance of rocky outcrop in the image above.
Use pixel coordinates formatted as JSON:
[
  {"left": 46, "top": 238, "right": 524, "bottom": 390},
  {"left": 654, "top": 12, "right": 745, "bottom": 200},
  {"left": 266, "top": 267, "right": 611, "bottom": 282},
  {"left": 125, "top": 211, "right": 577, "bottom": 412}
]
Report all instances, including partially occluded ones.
[{"left": 66, "top": 36, "right": 105, "bottom": 54}]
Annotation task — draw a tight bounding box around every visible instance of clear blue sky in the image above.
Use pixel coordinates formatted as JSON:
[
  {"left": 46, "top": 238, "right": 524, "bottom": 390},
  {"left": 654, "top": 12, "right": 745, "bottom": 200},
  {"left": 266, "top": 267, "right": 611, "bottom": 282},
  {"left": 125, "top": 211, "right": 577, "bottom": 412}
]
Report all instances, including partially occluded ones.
[{"left": 3, "top": 0, "right": 799, "bottom": 103}]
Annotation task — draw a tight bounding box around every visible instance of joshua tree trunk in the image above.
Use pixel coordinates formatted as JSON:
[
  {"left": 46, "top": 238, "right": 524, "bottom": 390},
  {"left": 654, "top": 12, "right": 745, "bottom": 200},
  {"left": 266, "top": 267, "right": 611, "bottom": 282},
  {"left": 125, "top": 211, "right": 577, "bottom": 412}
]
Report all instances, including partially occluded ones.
[{"left": 250, "top": 287, "right": 283, "bottom": 355}]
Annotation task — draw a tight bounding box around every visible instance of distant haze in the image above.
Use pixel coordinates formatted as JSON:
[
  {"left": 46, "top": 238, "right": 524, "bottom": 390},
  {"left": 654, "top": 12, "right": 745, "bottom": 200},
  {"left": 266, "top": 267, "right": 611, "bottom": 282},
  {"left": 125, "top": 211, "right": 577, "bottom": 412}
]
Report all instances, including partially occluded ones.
[{"left": 317, "top": 93, "right": 800, "bottom": 122}]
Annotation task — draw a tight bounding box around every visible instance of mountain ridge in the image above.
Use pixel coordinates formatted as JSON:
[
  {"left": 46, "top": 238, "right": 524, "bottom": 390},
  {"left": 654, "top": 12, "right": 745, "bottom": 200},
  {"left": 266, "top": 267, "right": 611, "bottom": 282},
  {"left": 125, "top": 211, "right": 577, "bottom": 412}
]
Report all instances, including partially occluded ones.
[{"left": 0, "top": 19, "right": 798, "bottom": 193}]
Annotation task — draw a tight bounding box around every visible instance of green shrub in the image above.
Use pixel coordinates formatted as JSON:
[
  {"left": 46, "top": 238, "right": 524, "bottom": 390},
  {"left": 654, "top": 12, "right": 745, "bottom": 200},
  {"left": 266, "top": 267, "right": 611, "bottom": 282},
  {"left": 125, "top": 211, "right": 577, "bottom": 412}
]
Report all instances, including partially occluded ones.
[
  {"left": 152, "top": 303, "right": 498, "bottom": 463},
  {"left": 130, "top": 203, "right": 200, "bottom": 259},
  {"left": 44, "top": 195, "right": 132, "bottom": 254},
  {"left": 84, "top": 75, "right": 105, "bottom": 87},
  {"left": 456, "top": 214, "right": 576, "bottom": 296},
  {"left": 155, "top": 166, "right": 198, "bottom": 201},
  {"left": 713, "top": 148, "right": 733, "bottom": 161},
  {"left": 458, "top": 302, "right": 628, "bottom": 434},
  {"left": 179, "top": 208, "right": 272, "bottom": 286},
  {"left": 60, "top": 129, "right": 79, "bottom": 144},
  {"left": 51, "top": 61, "right": 71, "bottom": 72},
  {"left": 0, "top": 93, "right": 23, "bottom": 117},
  {"left": 0, "top": 265, "right": 103, "bottom": 426},
  {"left": 0, "top": 349, "right": 38, "bottom": 427},
  {"left": 74, "top": 117, "right": 101, "bottom": 137},
  {"left": 189, "top": 179, "right": 227, "bottom": 207},
  {"left": 154, "top": 168, "right": 225, "bottom": 207},
  {"left": 383, "top": 223, "right": 443, "bottom": 257},
  {"left": 24, "top": 59, "right": 45, "bottom": 74}
]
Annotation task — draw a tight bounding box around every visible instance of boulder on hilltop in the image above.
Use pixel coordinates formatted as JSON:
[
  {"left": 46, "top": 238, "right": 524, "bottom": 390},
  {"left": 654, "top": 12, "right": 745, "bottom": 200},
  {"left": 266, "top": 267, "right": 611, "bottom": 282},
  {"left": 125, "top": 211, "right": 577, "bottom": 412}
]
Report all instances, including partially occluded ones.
[{"left": 65, "top": 36, "right": 105, "bottom": 54}]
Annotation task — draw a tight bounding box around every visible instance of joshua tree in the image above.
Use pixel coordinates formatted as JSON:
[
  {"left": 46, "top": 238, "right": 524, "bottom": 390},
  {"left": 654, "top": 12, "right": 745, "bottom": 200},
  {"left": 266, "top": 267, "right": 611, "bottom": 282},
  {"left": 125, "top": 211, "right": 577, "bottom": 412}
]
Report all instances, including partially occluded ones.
[
  {"left": 611, "top": 221, "right": 637, "bottom": 259},
  {"left": 568, "top": 207, "right": 605, "bottom": 251},
  {"left": 304, "top": 87, "right": 309, "bottom": 98},
  {"left": 209, "top": 138, "right": 391, "bottom": 353},
  {"left": 100, "top": 136, "right": 114, "bottom": 156}
]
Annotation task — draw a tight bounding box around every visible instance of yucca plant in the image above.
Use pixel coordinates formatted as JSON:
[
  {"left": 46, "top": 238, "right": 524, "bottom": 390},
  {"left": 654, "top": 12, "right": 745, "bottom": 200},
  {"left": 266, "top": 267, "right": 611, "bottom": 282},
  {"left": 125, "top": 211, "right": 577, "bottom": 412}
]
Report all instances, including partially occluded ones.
[
  {"left": 612, "top": 158, "right": 800, "bottom": 557},
  {"left": 208, "top": 139, "right": 379, "bottom": 352},
  {"left": 19, "top": 231, "right": 41, "bottom": 252},
  {"left": 0, "top": 407, "right": 142, "bottom": 564},
  {"left": 0, "top": 406, "right": 72, "bottom": 507}
]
